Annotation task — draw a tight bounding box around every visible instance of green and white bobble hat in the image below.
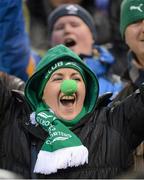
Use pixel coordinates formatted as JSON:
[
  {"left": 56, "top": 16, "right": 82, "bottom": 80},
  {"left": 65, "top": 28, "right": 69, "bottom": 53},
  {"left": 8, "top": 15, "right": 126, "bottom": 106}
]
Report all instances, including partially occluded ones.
[
  {"left": 120, "top": 0, "right": 144, "bottom": 38},
  {"left": 25, "top": 44, "right": 99, "bottom": 114}
]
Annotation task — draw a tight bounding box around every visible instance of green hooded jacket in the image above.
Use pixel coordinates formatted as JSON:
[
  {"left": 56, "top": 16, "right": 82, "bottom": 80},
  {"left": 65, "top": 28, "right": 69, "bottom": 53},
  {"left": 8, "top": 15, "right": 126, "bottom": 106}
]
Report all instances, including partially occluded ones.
[{"left": 24, "top": 44, "right": 99, "bottom": 114}]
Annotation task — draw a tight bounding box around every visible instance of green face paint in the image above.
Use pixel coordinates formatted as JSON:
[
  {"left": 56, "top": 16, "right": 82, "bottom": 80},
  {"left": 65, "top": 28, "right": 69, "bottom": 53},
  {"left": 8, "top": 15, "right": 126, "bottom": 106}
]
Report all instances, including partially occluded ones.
[{"left": 60, "top": 80, "right": 77, "bottom": 96}]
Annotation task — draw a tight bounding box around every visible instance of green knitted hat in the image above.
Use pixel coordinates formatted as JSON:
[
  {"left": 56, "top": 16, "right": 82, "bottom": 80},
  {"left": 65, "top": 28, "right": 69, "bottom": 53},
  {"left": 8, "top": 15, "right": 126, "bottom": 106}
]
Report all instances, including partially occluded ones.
[
  {"left": 120, "top": 0, "right": 144, "bottom": 38},
  {"left": 25, "top": 44, "right": 99, "bottom": 114}
]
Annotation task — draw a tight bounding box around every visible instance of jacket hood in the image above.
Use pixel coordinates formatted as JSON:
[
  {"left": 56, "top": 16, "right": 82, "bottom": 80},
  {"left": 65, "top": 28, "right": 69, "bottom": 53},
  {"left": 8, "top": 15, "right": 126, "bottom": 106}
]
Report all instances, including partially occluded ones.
[{"left": 24, "top": 44, "right": 99, "bottom": 114}]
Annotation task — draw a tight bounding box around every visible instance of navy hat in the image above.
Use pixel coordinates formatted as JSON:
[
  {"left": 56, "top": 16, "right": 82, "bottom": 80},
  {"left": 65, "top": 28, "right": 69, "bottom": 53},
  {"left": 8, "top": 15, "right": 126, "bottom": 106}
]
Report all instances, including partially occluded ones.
[{"left": 48, "top": 4, "right": 97, "bottom": 41}]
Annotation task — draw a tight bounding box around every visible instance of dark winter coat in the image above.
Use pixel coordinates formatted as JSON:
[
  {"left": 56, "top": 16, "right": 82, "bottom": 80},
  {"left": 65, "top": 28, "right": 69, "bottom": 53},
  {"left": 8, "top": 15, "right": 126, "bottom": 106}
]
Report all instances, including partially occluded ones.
[
  {"left": 112, "top": 51, "right": 144, "bottom": 172},
  {"left": 0, "top": 73, "right": 31, "bottom": 178},
  {"left": 1, "top": 73, "right": 144, "bottom": 179},
  {"left": 113, "top": 51, "right": 144, "bottom": 102}
]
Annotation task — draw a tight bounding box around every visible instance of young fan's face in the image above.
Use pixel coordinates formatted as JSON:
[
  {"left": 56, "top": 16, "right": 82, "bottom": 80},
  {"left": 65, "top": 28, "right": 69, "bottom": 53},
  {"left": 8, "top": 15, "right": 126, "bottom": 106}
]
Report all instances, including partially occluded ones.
[
  {"left": 42, "top": 68, "right": 86, "bottom": 120},
  {"left": 51, "top": 16, "right": 94, "bottom": 55},
  {"left": 125, "top": 20, "right": 144, "bottom": 66}
]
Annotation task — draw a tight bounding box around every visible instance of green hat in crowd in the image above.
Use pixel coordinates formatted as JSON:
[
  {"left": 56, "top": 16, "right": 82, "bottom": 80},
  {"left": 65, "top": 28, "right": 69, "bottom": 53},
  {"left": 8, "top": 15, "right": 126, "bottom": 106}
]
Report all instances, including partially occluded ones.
[
  {"left": 25, "top": 44, "right": 99, "bottom": 114},
  {"left": 120, "top": 0, "right": 144, "bottom": 38}
]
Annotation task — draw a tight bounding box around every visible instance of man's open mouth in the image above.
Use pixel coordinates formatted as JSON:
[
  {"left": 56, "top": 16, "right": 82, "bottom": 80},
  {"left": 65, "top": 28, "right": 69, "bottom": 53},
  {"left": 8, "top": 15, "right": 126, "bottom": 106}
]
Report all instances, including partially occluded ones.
[
  {"left": 64, "top": 38, "right": 76, "bottom": 47},
  {"left": 60, "top": 95, "right": 75, "bottom": 106}
]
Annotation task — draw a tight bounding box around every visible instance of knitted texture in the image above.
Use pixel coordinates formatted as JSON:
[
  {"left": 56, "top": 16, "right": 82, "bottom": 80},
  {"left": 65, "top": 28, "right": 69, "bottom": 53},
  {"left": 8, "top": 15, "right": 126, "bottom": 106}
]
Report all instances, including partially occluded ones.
[
  {"left": 48, "top": 4, "right": 96, "bottom": 40},
  {"left": 120, "top": 0, "right": 144, "bottom": 38}
]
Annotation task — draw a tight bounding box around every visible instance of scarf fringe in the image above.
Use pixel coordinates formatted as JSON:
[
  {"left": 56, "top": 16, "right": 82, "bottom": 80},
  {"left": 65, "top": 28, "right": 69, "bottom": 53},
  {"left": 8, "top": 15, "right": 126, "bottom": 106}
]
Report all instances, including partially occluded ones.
[
  {"left": 30, "top": 112, "right": 36, "bottom": 125},
  {"left": 34, "top": 145, "right": 88, "bottom": 175}
]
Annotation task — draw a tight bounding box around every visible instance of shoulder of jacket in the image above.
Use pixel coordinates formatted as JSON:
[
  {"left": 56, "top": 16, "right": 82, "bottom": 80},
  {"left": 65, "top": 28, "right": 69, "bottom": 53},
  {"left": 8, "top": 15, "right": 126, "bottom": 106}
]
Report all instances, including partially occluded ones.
[
  {"left": 96, "top": 92, "right": 113, "bottom": 108},
  {"left": 11, "top": 89, "right": 26, "bottom": 103}
]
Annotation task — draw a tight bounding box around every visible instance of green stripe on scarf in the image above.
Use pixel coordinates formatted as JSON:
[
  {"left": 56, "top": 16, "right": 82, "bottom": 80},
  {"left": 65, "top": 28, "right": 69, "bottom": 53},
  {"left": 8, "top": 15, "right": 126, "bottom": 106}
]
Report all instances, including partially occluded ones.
[{"left": 33, "top": 102, "right": 88, "bottom": 174}]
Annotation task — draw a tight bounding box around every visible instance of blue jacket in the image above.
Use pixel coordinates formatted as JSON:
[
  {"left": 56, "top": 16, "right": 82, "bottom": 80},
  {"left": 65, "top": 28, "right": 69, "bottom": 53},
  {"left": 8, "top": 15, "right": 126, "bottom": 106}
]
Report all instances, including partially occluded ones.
[
  {"left": 0, "top": 0, "right": 40, "bottom": 81},
  {"left": 83, "top": 45, "right": 123, "bottom": 96}
]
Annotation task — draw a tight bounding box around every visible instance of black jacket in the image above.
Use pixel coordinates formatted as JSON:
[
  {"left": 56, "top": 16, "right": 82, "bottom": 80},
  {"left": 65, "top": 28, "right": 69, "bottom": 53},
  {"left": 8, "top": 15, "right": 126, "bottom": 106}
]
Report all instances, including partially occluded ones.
[
  {"left": 0, "top": 73, "right": 31, "bottom": 178},
  {"left": 1, "top": 76, "right": 144, "bottom": 178},
  {"left": 113, "top": 52, "right": 144, "bottom": 102}
]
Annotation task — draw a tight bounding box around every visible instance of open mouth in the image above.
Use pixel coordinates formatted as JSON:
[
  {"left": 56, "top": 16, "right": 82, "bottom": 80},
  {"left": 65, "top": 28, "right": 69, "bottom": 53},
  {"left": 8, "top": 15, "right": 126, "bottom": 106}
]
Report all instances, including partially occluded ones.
[
  {"left": 60, "top": 95, "right": 75, "bottom": 106},
  {"left": 64, "top": 38, "right": 76, "bottom": 47}
]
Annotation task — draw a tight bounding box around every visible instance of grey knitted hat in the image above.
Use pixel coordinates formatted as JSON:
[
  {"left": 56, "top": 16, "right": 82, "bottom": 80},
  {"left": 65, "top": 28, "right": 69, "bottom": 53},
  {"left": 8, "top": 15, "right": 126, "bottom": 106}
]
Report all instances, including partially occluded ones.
[{"left": 48, "top": 4, "right": 97, "bottom": 41}]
